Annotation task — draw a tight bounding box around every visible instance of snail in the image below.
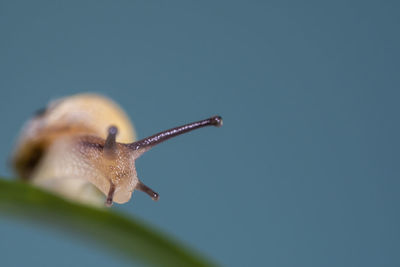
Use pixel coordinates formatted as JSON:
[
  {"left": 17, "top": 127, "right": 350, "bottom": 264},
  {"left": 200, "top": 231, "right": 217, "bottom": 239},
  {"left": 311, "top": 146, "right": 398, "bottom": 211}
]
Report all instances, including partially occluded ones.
[{"left": 11, "top": 93, "right": 222, "bottom": 207}]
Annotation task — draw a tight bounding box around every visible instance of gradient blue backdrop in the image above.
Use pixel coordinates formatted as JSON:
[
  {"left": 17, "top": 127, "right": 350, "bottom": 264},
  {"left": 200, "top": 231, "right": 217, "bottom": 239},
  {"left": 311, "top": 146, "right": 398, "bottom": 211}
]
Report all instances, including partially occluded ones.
[{"left": 1, "top": 1, "right": 399, "bottom": 266}]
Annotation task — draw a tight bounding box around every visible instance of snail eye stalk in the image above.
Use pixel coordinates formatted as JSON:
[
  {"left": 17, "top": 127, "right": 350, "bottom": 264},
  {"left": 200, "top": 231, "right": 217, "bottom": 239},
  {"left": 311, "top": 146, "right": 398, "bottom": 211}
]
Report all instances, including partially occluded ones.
[
  {"left": 128, "top": 115, "right": 223, "bottom": 154},
  {"left": 104, "top": 126, "right": 118, "bottom": 159}
]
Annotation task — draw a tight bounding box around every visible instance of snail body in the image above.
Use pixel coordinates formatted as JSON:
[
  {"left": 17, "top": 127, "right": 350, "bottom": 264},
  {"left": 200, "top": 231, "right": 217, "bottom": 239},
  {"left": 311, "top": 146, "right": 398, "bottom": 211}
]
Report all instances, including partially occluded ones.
[{"left": 12, "top": 93, "right": 222, "bottom": 206}]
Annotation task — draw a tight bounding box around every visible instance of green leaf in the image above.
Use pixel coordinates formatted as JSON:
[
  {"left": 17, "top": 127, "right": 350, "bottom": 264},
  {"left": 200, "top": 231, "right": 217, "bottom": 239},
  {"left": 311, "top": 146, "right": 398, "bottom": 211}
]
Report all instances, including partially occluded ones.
[{"left": 0, "top": 179, "right": 216, "bottom": 267}]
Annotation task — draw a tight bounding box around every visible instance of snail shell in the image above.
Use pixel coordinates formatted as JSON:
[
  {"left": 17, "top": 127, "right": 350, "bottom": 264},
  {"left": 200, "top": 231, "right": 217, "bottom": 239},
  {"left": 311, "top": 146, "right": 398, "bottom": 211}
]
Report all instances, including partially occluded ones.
[{"left": 12, "top": 93, "right": 136, "bottom": 205}]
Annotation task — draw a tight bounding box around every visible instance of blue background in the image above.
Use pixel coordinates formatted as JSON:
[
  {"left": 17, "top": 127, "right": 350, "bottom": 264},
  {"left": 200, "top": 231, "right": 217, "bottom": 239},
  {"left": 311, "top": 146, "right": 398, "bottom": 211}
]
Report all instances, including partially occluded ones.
[{"left": 1, "top": 1, "right": 399, "bottom": 266}]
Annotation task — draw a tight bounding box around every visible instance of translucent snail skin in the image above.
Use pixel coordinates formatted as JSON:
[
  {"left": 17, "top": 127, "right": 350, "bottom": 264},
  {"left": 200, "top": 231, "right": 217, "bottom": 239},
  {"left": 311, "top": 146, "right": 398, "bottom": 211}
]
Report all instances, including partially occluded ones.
[{"left": 12, "top": 93, "right": 222, "bottom": 207}]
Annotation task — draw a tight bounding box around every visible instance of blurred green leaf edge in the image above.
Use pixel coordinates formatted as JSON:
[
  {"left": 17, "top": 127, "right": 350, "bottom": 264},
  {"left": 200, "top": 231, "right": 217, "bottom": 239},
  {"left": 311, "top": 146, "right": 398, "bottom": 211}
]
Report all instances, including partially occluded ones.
[{"left": 0, "top": 179, "right": 216, "bottom": 267}]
